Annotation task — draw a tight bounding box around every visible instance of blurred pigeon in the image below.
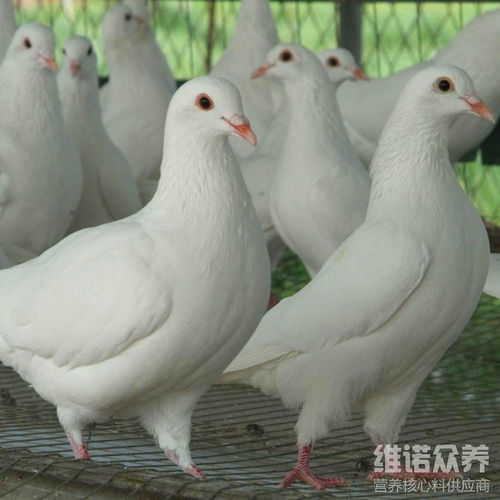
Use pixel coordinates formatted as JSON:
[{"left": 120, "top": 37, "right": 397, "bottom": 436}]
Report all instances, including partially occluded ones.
[
  {"left": 338, "top": 10, "right": 500, "bottom": 164},
  {"left": 253, "top": 43, "right": 370, "bottom": 276},
  {"left": 210, "top": 0, "right": 280, "bottom": 158},
  {"left": 101, "top": 3, "right": 173, "bottom": 184},
  {"left": 58, "top": 36, "right": 142, "bottom": 230},
  {"left": 242, "top": 46, "right": 369, "bottom": 270},
  {"left": 0, "top": 23, "right": 82, "bottom": 257},
  {"left": 101, "top": 0, "right": 177, "bottom": 107}
]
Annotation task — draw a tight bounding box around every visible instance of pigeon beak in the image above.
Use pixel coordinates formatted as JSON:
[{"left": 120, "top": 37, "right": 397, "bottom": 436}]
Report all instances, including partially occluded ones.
[
  {"left": 461, "top": 94, "right": 495, "bottom": 123},
  {"left": 222, "top": 115, "right": 257, "bottom": 146},
  {"left": 39, "top": 54, "right": 58, "bottom": 72},
  {"left": 70, "top": 60, "right": 81, "bottom": 77},
  {"left": 251, "top": 62, "right": 275, "bottom": 79},
  {"left": 352, "top": 67, "right": 369, "bottom": 81}
]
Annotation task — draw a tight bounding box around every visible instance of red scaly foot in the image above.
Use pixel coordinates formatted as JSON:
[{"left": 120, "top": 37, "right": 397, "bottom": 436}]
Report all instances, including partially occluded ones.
[
  {"left": 280, "top": 444, "right": 347, "bottom": 490},
  {"left": 66, "top": 433, "right": 90, "bottom": 460},
  {"left": 164, "top": 447, "right": 206, "bottom": 479}
]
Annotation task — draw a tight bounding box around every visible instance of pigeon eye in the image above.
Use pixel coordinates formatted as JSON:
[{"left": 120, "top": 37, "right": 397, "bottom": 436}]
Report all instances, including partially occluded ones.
[
  {"left": 23, "top": 38, "right": 32, "bottom": 49},
  {"left": 87, "top": 46, "right": 92, "bottom": 56},
  {"left": 62, "top": 48, "right": 66, "bottom": 55},
  {"left": 196, "top": 94, "right": 214, "bottom": 111},
  {"left": 434, "top": 77, "right": 454, "bottom": 94},
  {"left": 328, "top": 57, "right": 339, "bottom": 67},
  {"left": 124, "top": 12, "right": 132, "bottom": 21},
  {"left": 280, "top": 50, "right": 293, "bottom": 62}
]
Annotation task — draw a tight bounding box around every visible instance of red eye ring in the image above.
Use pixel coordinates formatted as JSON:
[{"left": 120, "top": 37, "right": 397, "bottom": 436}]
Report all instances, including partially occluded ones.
[
  {"left": 195, "top": 93, "right": 214, "bottom": 111},
  {"left": 23, "top": 38, "right": 32, "bottom": 49}
]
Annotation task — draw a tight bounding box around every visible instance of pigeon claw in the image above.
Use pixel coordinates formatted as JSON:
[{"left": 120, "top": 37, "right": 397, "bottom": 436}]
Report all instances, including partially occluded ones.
[
  {"left": 183, "top": 464, "right": 206, "bottom": 479},
  {"left": 164, "top": 447, "right": 206, "bottom": 479},
  {"left": 281, "top": 444, "right": 347, "bottom": 490},
  {"left": 67, "top": 434, "right": 90, "bottom": 460},
  {"left": 280, "top": 465, "right": 347, "bottom": 490}
]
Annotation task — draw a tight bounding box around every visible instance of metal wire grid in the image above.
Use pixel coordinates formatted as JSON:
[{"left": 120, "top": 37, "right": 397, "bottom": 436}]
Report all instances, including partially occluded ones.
[{"left": 0, "top": 294, "right": 498, "bottom": 499}]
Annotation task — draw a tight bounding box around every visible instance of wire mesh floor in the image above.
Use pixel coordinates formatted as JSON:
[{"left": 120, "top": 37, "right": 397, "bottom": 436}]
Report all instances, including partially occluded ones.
[{"left": 0, "top": 294, "right": 498, "bottom": 499}]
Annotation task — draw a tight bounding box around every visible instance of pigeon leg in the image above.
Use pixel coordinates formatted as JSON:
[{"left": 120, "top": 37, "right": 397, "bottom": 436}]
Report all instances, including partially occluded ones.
[
  {"left": 57, "top": 407, "right": 91, "bottom": 459},
  {"left": 66, "top": 431, "right": 90, "bottom": 460},
  {"left": 142, "top": 390, "right": 207, "bottom": 479},
  {"left": 164, "top": 447, "right": 206, "bottom": 479},
  {"left": 281, "top": 444, "right": 347, "bottom": 490}
]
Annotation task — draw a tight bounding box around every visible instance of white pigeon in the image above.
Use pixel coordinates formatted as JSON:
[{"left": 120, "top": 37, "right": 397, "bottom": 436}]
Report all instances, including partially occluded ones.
[
  {"left": 316, "top": 47, "right": 368, "bottom": 83},
  {"left": 338, "top": 9, "right": 500, "bottom": 165},
  {"left": 58, "top": 36, "right": 143, "bottom": 231},
  {"left": 0, "top": 76, "right": 270, "bottom": 478},
  {"left": 100, "top": 0, "right": 176, "bottom": 108},
  {"left": 0, "top": 23, "right": 82, "bottom": 257},
  {"left": 101, "top": 2, "right": 174, "bottom": 185},
  {"left": 0, "top": 0, "right": 15, "bottom": 62},
  {"left": 484, "top": 253, "right": 500, "bottom": 299},
  {"left": 210, "top": 0, "right": 280, "bottom": 158},
  {"left": 254, "top": 43, "right": 370, "bottom": 277},
  {"left": 241, "top": 47, "right": 369, "bottom": 270},
  {"left": 316, "top": 47, "right": 379, "bottom": 164},
  {"left": 221, "top": 65, "right": 491, "bottom": 490}
]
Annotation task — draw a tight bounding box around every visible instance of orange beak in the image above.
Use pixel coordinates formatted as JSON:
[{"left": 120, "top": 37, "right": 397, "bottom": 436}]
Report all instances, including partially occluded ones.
[
  {"left": 222, "top": 115, "right": 257, "bottom": 146},
  {"left": 352, "top": 67, "right": 369, "bottom": 81},
  {"left": 70, "top": 60, "right": 80, "bottom": 76},
  {"left": 251, "top": 62, "right": 275, "bottom": 79},
  {"left": 461, "top": 94, "right": 495, "bottom": 123},
  {"left": 40, "top": 54, "right": 57, "bottom": 72}
]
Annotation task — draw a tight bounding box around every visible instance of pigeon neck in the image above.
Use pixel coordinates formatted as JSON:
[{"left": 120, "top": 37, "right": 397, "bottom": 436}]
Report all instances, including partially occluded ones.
[
  {"left": 106, "top": 40, "right": 159, "bottom": 82},
  {"left": 147, "top": 125, "right": 246, "bottom": 221},
  {"left": 280, "top": 74, "right": 352, "bottom": 171},
  {"left": 58, "top": 73, "right": 106, "bottom": 143},
  {"left": 368, "top": 104, "right": 454, "bottom": 217},
  {"left": 0, "top": 62, "right": 64, "bottom": 136}
]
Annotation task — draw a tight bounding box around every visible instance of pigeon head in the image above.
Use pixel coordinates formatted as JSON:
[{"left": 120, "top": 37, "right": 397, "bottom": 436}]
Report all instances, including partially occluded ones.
[
  {"left": 7, "top": 23, "right": 57, "bottom": 72},
  {"left": 123, "top": 0, "right": 149, "bottom": 26},
  {"left": 60, "top": 36, "right": 97, "bottom": 80},
  {"left": 102, "top": 3, "right": 147, "bottom": 48},
  {"left": 402, "top": 65, "right": 494, "bottom": 123},
  {"left": 251, "top": 43, "right": 326, "bottom": 83},
  {"left": 317, "top": 48, "right": 368, "bottom": 84},
  {"left": 167, "top": 76, "right": 257, "bottom": 146}
]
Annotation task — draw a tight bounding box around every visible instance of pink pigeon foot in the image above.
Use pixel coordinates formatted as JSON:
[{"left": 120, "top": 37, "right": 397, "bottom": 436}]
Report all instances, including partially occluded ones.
[
  {"left": 281, "top": 444, "right": 347, "bottom": 490},
  {"left": 164, "top": 447, "right": 206, "bottom": 479},
  {"left": 267, "top": 293, "right": 279, "bottom": 310},
  {"left": 66, "top": 433, "right": 90, "bottom": 460},
  {"left": 367, "top": 470, "right": 462, "bottom": 481}
]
